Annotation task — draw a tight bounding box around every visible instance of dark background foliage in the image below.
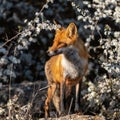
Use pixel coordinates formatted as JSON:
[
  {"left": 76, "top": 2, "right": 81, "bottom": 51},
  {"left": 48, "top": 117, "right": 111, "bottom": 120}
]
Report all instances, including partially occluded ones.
[{"left": 0, "top": 0, "right": 120, "bottom": 119}]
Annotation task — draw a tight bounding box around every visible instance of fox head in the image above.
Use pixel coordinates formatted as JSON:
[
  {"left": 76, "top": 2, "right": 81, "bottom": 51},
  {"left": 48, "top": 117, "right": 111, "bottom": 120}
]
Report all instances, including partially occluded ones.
[{"left": 47, "top": 23, "right": 78, "bottom": 56}]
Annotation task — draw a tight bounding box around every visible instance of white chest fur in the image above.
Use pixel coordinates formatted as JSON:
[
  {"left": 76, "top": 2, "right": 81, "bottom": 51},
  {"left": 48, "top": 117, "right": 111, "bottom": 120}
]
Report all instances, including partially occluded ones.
[{"left": 61, "top": 51, "right": 87, "bottom": 79}]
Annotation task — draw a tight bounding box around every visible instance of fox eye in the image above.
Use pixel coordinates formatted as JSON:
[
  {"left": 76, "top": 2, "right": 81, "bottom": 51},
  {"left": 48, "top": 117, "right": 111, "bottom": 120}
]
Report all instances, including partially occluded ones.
[
  {"left": 59, "top": 40, "right": 66, "bottom": 45},
  {"left": 57, "top": 41, "right": 62, "bottom": 44},
  {"left": 57, "top": 42, "right": 67, "bottom": 48},
  {"left": 59, "top": 42, "right": 63, "bottom": 44}
]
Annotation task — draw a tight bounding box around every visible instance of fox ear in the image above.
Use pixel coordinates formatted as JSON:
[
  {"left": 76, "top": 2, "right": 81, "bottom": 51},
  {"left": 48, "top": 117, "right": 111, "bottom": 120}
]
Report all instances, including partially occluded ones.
[{"left": 66, "top": 23, "right": 77, "bottom": 37}]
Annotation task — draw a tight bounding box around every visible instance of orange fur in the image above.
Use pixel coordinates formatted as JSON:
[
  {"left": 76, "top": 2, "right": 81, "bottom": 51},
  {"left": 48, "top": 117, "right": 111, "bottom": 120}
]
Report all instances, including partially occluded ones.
[{"left": 44, "top": 23, "right": 89, "bottom": 118}]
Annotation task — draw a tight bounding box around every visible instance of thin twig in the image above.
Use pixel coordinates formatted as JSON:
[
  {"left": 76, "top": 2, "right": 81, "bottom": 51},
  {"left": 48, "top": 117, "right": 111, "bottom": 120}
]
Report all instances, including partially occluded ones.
[
  {"left": 8, "top": 63, "right": 14, "bottom": 120},
  {"left": 32, "top": 85, "right": 50, "bottom": 102},
  {"left": 24, "top": 85, "right": 50, "bottom": 119},
  {"left": 68, "top": 97, "right": 74, "bottom": 115},
  {"left": 0, "top": 32, "right": 21, "bottom": 48},
  {"left": 39, "top": 85, "right": 50, "bottom": 91}
]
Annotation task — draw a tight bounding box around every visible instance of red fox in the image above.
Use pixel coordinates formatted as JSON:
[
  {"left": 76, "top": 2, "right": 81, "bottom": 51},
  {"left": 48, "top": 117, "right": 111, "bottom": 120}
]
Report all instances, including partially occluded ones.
[{"left": 44, "top": 23, "right": 89, "bottom": 118}]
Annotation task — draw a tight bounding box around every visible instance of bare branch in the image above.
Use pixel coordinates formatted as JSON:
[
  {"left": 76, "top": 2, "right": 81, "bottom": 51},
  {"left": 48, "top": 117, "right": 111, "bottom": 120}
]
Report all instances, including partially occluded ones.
[{"left": 0, "top": 32, "right": 21, "bottom": 48}]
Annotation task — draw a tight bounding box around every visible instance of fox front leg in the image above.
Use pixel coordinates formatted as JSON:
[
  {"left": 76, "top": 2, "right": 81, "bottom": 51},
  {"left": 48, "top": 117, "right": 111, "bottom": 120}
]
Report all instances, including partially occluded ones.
[
  {"left": 60, "top": 81, "right": 65, "bottom": 115},
  {"left": 74, "top": 82, "right": 81, "bottom": 112},
  {"left": 44, "top": 83, "right": 56, "bottom": 118}
]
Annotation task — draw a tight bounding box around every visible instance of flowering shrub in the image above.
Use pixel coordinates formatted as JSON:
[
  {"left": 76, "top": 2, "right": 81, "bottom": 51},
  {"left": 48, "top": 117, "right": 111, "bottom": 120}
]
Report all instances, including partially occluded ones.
[{"left": 0, "top": 0, "right": 120, "bottom": 119}]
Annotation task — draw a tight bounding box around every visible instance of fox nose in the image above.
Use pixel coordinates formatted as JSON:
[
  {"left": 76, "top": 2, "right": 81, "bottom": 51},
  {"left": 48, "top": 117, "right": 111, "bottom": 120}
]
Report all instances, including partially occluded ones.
[
  {"left": 46, "top": 50, "right": 49, "bottom": 54},
  {"left": 47, "top": 50, "right": 55, "bottom": 57},
  {"left": 46, "top": 50, "right": 50, "bottom": 56}
]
